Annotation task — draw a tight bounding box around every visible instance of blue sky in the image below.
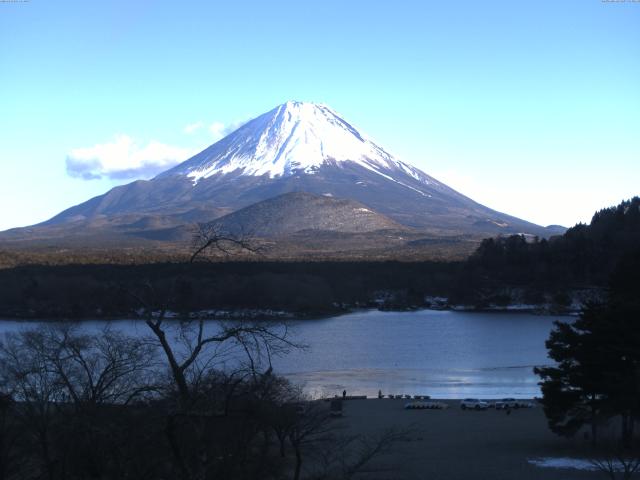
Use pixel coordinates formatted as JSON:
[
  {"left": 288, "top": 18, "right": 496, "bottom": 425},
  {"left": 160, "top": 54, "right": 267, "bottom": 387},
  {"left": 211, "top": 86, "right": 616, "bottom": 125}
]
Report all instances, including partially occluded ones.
[{"left": 1, "top": 0, "right": 638, "bottom": 230}]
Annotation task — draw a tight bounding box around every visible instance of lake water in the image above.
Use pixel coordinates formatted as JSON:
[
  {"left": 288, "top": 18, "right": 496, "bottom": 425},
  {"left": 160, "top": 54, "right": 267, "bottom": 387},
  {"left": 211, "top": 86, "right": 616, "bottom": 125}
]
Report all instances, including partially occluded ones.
[{"left": 0, "top": 309, "right": 566, "bottom": 399}]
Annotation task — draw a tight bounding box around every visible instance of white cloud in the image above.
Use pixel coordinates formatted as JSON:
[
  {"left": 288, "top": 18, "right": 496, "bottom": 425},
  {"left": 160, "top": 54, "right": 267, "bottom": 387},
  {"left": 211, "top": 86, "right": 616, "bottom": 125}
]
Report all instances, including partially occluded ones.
[
  {"left": 66, "top": 135, "right": 196, "bottom": 180},
  {"left": 209, "top": 119, "right": 249, "bottom": 141},
  {"left": 209, "top": 121, "right": 226, "bottom": 140},
  {"left": 66, "top": 116, "right": 252, "bottom": 181},
  {"left": 183, "top": 121, "right": 204, "bottom": 134}
]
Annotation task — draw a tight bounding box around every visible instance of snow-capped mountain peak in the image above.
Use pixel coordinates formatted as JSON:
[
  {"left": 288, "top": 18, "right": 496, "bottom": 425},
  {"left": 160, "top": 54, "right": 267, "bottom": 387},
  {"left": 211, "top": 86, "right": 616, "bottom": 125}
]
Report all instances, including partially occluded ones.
[
  {"left": 23, "top": 101, "right": 557, "bottom": 244},
  {"left": 162, "top": 101, "right": 432, "bottom": 185}
]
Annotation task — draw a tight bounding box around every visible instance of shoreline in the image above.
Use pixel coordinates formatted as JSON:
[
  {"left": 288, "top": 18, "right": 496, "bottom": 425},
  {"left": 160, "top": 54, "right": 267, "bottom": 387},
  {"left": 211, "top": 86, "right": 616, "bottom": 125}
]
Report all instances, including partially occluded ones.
[
  {"left": 324, "top": 397, "right": 541, "bottom": 403},
  {"left": 0, "top": 303, "right": 579, "bottom": 322}
]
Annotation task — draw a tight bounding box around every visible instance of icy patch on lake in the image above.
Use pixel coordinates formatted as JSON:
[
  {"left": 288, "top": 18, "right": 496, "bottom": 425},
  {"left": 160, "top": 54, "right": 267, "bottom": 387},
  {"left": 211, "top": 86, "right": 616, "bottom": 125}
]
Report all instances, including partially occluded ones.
[
  {"left": 528, "top": 456, "right": 631, "bottom": 471},
  {"left": 529, "top": 457, "right": 596, "bottom": 470}
]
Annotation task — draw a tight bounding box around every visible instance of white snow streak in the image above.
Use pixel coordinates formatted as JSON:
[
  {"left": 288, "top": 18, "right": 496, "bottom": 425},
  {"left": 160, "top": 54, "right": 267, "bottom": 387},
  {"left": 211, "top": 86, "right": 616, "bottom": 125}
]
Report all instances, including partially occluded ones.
[{"left": 164, "top": 101, "right": 432, "bottom": 193}]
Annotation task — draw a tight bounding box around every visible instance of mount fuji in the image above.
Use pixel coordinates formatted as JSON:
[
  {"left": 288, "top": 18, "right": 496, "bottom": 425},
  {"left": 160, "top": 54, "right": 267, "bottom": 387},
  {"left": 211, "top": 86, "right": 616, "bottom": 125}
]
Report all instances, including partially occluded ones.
[
  {"left": 161, "top": 101, "right": 431, "bottom": 184},
  {"left": 2, "top": 101, "right": 563, "bottom": 256}
]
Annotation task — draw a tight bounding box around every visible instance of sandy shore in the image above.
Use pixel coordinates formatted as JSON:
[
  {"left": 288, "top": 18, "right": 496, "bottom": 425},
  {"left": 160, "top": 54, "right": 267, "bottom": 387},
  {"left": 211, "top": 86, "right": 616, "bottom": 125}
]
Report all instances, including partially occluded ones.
[{"left": 329, "top": 399, "right": 600, "bottom": 480}]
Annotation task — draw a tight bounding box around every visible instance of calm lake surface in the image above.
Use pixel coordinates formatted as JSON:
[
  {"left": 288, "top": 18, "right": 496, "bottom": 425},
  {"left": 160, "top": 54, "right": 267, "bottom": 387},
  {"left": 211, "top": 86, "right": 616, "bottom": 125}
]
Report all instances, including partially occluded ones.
[{"left": 0, "top": 309, "right": 567, "bottom": 399}]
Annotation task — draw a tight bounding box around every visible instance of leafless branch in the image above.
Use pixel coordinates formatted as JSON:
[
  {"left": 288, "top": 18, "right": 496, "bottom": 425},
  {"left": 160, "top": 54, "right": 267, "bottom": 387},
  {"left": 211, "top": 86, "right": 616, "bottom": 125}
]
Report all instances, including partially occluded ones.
[
  {"left": 190, "top": 222, "right": 262, "bottom": 263},
  {"left": 590, "top": 454, "right": 640, "bottom": 480}
]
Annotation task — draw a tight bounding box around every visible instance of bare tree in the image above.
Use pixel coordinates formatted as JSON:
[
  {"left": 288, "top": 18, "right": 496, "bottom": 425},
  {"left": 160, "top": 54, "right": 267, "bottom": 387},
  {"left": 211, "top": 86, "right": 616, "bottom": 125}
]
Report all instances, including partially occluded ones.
[
  {"left": 590, "top": 435, "right": 640, "bottom": 480},
  {"left": 131, "top": 301, "right": 299, "bottom": 407},
  {"left": 1, "top": 329, "right": 71, "bottom": 480},
  {"left": 0, "top": 325, "right": 160, "bottom": 480},
  {"left": 283, "top": 399, "right": 411, "bottom": 480},
  {"left": 591, "top": 454, "right": 640, "bottom": 480},
  {"left": 342, "top": 428, "right": 411, "bottom": 479},
  {"left": 190, "top": 222, "right": 261, "bottom": 263},
  {"left": 109, "top": 224, "right": 305, "bottom": 479},
  {"left": 32, "top": 325, "right": 158, "bottom": 407},
  {"left": 0, "top": 393, "right": 22, "bottom": 480},
  {"left": 286, "top": 401, "right": 334, "bottom": 480},
  {"left": 125, "top": 225, "right": 297, "bottom": 408}
]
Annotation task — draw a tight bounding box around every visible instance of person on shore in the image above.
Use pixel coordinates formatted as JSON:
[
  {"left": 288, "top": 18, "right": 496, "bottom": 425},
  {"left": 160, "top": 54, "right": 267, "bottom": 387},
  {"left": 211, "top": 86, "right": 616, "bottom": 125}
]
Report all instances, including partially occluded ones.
[{"left": 343, "top": 389, "right": 347, "bottom": 399}]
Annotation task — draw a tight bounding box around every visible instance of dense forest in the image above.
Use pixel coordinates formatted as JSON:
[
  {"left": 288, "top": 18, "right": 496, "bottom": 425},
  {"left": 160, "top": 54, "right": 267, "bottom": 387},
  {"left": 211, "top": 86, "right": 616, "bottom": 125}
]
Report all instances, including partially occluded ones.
[
  {"left": 0, "top": 197, "right": 638, "bottom": 319},
  {"left": 0, "top": 261, "right": 458, "bottom": 319},
  {"left": 468, "top": 196, "right": 640, "bottom": 286},
  {"left": 455, "top": 196, "right": 640, "bottom": 306}
]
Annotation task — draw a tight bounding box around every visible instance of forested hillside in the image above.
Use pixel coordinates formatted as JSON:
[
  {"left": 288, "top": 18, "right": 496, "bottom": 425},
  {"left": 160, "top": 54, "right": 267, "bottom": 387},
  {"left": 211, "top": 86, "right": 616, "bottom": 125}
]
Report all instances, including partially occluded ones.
[{"left": 460, "top": 197, "right": 640, "bottom": 292}]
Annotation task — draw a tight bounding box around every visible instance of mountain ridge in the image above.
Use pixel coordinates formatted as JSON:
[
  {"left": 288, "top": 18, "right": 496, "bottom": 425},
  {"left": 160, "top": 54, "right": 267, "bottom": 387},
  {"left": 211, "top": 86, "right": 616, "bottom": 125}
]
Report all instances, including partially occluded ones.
[{"left": 1, "top": 101, "right": 565, "bottom": 255}]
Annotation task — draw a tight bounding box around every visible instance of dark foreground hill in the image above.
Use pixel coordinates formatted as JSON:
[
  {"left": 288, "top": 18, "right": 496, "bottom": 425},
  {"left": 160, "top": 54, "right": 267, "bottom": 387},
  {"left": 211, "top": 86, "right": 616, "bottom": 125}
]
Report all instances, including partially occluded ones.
[{"left": 213, "top": 192, "right": 406, "bottom": 237}]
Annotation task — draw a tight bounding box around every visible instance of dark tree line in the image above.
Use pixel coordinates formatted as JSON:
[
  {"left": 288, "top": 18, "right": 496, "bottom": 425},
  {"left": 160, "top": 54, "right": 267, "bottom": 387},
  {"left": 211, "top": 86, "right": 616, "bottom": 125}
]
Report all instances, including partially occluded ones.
[
  {"left": 0, "top": 261, "right": 458, "bottom": 319},
  {"left": 447, "top": 197, "right": 640, "bottom": 307},
  {"left": 467, "top": 197, "right": 640, "bottom": 288}
]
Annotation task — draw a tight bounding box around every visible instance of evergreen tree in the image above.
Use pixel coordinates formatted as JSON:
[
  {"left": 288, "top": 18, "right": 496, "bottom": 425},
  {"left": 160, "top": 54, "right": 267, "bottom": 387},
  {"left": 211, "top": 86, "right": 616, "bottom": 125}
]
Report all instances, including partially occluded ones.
[
  {"left": 534, "top": 302, "right": 610, "bottom": 444},
  {"left": 535, "top": 250, "right": 640, "bottom": 447}
]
